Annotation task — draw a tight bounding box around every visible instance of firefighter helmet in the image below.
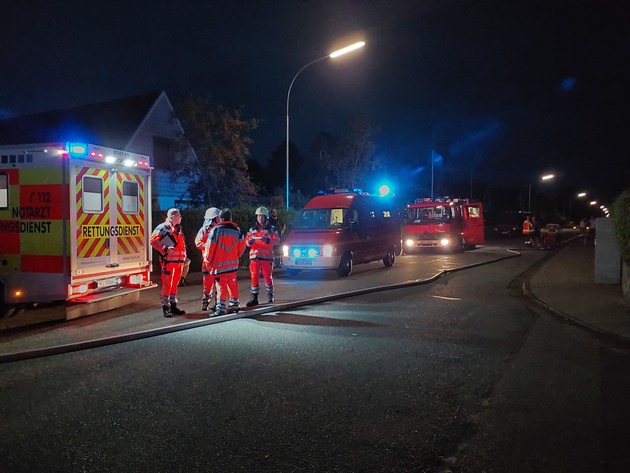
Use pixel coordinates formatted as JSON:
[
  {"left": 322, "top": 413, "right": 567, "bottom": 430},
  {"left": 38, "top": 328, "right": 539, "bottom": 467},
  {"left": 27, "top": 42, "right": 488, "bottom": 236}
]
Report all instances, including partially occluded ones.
[
  {"left": 204, "top": 207, "right": 221, "bottom": 220},
  {"left": 255, "top": 206, "right": 269, "bottom": 218}
]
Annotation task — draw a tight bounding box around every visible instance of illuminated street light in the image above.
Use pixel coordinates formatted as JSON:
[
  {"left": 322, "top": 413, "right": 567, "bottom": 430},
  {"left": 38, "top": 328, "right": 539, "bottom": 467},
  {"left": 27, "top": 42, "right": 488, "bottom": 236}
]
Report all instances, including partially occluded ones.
[
  {"left": 285, "top": 41, "right": 365, "bottom": 210},
  {"left": 528, "top": 173, "right": 555, "bottom": 213},
  {"left": 577, "top": 192, "right": 587, "bottom": 198}
]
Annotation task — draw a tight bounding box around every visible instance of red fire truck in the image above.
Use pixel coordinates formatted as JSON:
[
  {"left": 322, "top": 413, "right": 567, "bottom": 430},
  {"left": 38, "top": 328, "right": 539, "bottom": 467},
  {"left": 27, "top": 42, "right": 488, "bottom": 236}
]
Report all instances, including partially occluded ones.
[{"left": 404, "top": 197, "right": 484, "bottom": 252}]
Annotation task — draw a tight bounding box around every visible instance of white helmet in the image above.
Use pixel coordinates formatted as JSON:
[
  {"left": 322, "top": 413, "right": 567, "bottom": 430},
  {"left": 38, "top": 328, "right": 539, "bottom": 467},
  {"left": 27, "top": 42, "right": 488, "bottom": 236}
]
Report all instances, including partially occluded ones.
[
  {"left": 204, "top": 207, "right": 221, "bottom": 219},
  {"left": 255, "top": 206, "right": 269, "bottom": 218}
]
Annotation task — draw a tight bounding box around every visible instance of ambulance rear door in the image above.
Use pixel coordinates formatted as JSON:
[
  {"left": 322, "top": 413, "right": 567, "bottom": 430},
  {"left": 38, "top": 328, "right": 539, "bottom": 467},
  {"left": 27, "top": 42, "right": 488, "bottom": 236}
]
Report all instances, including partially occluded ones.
[
  {"left": 111, "top": 168, "right": 151, "bottom": 272},
  {"left": 71, "top": 165, "right": 152, "bottom": 283},
  {"left": 70, "top": 161, "right": 120, "bottom": 285}
]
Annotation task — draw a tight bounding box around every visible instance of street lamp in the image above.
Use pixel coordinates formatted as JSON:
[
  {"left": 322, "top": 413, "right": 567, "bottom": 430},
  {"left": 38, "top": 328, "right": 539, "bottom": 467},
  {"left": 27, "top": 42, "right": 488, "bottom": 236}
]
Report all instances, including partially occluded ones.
[
  {"left": 569, "top": 191, "right": 588, "bottom": 221},
  {"left": 528, "top": 173, "right": 554, "bottom": 213},
  {"left": 285, "top": 40, "right": 365, "bottom": 210}
]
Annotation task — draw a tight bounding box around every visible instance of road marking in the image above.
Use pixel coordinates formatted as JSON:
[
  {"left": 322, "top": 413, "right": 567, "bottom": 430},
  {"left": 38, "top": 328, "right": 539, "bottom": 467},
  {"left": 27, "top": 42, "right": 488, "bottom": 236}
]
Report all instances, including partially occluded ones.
[{"left": 432, "top": 295, "right": 461, "bottom": 301}]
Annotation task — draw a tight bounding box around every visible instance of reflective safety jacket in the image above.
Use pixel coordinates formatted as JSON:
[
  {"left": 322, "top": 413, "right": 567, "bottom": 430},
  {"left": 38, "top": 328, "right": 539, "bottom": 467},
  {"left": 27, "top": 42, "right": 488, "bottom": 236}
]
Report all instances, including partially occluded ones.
[
  {"left": 150, "top": 221, "right": 187, "bottom": 263},
  {"left": 195, "top": 219, "right": 216, "bottom": 252},
  {"left": 204, "top": 221, "right": 245, "bottom": 275},
  {"left": 245, "top": 221, "right": 280, "bottom": 260},
  {"left": 522, "top": 219, "right": 534, "bottom": 235}
]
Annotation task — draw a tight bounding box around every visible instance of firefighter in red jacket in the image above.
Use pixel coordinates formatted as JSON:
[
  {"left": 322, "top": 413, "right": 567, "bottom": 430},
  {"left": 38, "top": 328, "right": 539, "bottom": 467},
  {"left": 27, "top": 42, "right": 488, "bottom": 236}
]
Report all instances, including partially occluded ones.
[
  {"left": 245, "top": 206, "right": 280, "bottom": 306},
  {"left": 204, "top": 209, "right": 246, "bottom": 317},
  {"left": 195, "top": 207, "right": 221, "bottom": 311},
  {"left": 150, "top": 208, "right": 187, "bottom": 318}
]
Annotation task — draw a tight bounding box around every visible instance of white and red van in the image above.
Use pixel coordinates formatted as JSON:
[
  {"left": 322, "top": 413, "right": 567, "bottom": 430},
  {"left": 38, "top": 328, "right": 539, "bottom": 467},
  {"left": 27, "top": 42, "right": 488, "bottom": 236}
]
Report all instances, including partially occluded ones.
[
  {"left": 282, "top": 190, "right": 402, "bottom": 277},
  {"left": 404, "top": 197, "right": 484, "bottom": 252}
]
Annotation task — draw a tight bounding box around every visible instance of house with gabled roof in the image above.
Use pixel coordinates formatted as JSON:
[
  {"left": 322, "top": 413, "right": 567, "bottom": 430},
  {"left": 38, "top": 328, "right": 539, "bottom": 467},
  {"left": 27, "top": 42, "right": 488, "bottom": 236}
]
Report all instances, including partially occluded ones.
[{"left": 0, "top": 90, "right": 196, "bottom": 211}]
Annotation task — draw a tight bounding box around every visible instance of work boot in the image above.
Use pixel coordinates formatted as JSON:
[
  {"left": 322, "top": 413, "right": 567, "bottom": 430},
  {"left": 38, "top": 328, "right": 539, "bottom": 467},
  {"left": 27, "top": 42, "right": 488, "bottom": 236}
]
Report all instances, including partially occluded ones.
[
  {"left": 267, "top": 292, "right": 274, "bottom": 303},
  {"left": 170, "top": 303, "right": 186, "bottom": 316},
  {"left": 229, "top": 302, "right": 240, "bottom": 314},
  {"left": 210, "top": 307, "right": 226, "bottom": 318},
  {"left": 202, "top": 301, "right": 209, "bottom": 311},
  {"left": 162, "top": 305, "right": 173, "bottom": 318},
  {"left": 246, "top": 294, "right": 259, "bottom": 307}
]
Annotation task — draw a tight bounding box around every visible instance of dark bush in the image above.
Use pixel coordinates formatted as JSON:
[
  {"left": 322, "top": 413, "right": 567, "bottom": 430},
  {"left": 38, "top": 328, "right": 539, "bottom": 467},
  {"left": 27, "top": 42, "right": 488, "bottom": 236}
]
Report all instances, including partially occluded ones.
[{"left": 612, "top": 188, "right": 630, "bottom": 263}]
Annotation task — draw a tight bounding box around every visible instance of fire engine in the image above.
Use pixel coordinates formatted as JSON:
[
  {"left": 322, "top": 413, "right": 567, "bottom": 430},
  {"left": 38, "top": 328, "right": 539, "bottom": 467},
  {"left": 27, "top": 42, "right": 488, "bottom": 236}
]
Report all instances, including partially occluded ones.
[
  {"left": 0, "top": 142, "right": 156, "bottom": 319},
  {"left": 404, "top": 197, "right": 484, "bottom": 252}
]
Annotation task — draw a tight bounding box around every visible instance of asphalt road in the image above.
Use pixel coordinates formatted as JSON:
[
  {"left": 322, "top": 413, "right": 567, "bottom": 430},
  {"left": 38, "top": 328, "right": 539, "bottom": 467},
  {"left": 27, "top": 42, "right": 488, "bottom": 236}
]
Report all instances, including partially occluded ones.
[{"left": 0, "top": 241, "right": 628, "bottom": 472}]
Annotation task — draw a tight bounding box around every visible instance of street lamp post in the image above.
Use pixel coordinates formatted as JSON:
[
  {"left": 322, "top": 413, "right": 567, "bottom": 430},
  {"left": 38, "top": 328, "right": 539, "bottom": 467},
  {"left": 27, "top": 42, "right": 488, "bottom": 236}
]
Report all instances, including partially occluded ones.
[
  {"left": 285, "top": 41, "right": 365, "bottom": 210},
  {"left": 528, "top": 173, "right": 555, "bottom": 213}
]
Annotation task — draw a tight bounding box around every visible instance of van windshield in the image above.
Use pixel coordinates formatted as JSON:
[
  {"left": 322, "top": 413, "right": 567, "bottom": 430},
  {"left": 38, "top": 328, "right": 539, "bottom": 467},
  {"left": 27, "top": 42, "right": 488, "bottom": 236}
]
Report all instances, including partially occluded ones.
[
  {"left": 294, "top": 208, "right": 347, "bottom": 230},
  {"left": 407, "top": 205, "right": 451, "bottom": 224}
]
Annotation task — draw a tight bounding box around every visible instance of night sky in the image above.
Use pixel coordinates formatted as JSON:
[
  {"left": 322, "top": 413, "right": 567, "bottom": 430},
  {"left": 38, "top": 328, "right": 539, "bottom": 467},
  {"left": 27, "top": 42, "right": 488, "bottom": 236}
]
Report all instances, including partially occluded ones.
[{"left": 1, "top": 1, "right": 628, "bottom": 206}]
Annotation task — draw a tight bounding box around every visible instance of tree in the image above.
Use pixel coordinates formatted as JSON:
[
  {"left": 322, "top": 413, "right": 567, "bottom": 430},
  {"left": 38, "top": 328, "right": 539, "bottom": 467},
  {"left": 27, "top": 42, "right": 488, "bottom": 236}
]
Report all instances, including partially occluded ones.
[
  {"left": 612, "top": 187, "right": 630, "bottom": 262},
  {"left": 324, "top": 116, "right": 378, "bottom": 189},
  {"left": 265, "top": 141, "right": 303, "bottom": 195},
  {"left": 173, "top": 95, "right": 261, "bottom": 207}
]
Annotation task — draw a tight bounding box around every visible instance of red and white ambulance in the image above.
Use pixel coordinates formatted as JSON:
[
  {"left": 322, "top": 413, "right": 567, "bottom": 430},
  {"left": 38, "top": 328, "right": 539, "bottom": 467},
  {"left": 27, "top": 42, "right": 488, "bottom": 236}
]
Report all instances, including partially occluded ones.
[
  {"left": 282, "top": 190, "right": 402, "bottom": 277},
  {"left": 0, "top": 142, "right": 155, "bottom": 319},
  {"left": 404, "top": 197, "right": 484, "bottom": 252}
]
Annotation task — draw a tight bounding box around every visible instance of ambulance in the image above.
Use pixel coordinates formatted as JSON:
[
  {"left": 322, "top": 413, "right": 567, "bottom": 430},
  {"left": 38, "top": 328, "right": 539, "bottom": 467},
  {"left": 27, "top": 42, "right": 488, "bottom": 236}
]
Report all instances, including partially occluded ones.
[
  {"left": 404, "top": 197, "right": 484, "bottom": 252},
  {"left": 0, "top": 142, "right": 156, "bottom": 319},
  {"left": 282, "top": 189, "right": 402, "bottom": 277}
]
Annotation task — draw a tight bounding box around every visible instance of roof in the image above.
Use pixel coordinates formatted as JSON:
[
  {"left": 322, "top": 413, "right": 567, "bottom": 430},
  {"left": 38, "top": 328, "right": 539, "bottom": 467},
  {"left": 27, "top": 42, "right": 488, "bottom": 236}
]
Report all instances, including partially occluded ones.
[{"left": 0, "top": 91, "right": 162, "bottom": 149}]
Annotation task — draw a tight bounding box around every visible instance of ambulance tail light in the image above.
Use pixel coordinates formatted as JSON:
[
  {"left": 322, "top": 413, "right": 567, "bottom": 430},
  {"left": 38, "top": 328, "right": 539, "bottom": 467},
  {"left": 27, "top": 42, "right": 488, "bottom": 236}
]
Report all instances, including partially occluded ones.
[
  {"left": 69, "top": 283, "right": 89, "bottom": 297},
  {"left": 127, "top": 271, "right": 152, "bottom": 287}
]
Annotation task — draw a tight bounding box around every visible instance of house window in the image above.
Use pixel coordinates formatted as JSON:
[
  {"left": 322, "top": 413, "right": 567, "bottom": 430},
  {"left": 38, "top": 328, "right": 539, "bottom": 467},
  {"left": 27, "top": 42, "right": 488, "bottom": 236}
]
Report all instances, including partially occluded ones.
[{"left": 153, "top": 136, "right": 174, "bottom": 170}]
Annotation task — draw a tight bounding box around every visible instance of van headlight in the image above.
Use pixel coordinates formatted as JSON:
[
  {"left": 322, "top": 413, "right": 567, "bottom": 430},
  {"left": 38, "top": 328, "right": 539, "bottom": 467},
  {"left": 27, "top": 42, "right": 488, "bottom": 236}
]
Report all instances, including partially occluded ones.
[
  {"left": 322, "top": 244, "right": 333, "bottom": 257},
  {"left": 440, "top": 238, "right": 450, "bottom": 247},
  {"left": 405, "top": 238, "right": 414, "bottom": 247},
  {"left": 282, "top": 245, "right": 289, "bottom": 257}
]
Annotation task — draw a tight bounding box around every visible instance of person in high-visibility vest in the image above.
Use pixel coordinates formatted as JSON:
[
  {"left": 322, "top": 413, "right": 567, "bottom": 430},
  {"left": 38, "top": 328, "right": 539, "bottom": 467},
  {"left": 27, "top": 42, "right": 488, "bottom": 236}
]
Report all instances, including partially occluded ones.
[
  {"left": 522, "top": 215, "right": 534, "bottom": 246},
  {"left": 150, "top": 208, "right": 187, "bottom": 318},
  {"left": 204, "top": 209, "right": 246, "bottom": 317},
  {"left": 195, "top": 207, "right": 221, "bottom": 311},
  {"left": 245, "top": 206, "right": 280, "bottom": 306}
]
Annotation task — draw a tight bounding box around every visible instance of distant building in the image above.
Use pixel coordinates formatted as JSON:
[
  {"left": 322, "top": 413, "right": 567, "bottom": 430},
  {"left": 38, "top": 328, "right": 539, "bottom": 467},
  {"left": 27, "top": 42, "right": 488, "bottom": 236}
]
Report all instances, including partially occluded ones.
[
  {"left": 0, "top": 90, "right": 197, "bottom": 211},
  {"left": 299, "top": 131, "right": 339, "bottom": 195}
]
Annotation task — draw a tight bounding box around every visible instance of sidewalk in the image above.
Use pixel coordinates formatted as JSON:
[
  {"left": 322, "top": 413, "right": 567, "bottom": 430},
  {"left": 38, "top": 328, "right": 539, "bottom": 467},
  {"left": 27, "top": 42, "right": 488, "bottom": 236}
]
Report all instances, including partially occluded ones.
[{"left": 526, "top": 241, "right": 630, "bottom": 343}]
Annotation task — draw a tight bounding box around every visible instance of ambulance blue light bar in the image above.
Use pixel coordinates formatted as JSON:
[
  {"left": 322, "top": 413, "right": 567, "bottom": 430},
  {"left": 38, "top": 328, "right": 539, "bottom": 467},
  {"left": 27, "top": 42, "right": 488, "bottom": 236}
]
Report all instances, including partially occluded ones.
[
  {"left": 68, "top": 142, "right": 88, "bottom": 157},
  {"left": 64, "top": 142, "right": 152, "bottom": 168}
]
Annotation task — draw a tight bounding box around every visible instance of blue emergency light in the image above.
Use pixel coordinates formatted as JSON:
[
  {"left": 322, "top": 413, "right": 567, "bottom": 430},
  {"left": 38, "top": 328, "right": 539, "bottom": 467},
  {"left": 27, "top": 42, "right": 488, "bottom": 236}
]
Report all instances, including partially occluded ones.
[{"left": 67, "top": 142, "right": 88, "bottom": 157}]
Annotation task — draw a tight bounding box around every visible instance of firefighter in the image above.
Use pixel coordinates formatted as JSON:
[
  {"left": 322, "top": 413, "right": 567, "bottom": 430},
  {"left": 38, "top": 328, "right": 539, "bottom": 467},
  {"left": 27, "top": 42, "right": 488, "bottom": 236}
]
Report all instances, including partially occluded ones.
[
  {"left": 204, "top": 209, "right": 245, "bottom": 317},
  {"left": 150, "top": 208, "right": 187, "bottom": 318},
  {"left": 522, "top": 215, "right": 534, "bottom": 246},
  {"left": 195, "top": 207, "right": 221, "bottom": 311},
  {"left": 245, "top": 206, "right": 280, "bottom": 306}
]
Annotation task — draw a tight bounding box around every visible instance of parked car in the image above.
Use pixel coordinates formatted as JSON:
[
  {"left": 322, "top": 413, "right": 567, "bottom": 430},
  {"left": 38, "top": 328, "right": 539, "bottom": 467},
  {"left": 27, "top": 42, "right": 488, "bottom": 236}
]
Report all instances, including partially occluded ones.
[{"left": 489, "top": 211, "right": 526, "bottom": 238}]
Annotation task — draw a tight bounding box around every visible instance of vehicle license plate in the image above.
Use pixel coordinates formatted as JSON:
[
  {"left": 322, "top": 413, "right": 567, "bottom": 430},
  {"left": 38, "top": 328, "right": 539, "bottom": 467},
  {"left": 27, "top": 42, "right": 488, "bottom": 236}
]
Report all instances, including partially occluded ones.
[
  {"left": 294, "top": 259, "right": 312, "bottom": 266},
  {"left": 97, "top": 277, "right": 118, "bottom": 288}
]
